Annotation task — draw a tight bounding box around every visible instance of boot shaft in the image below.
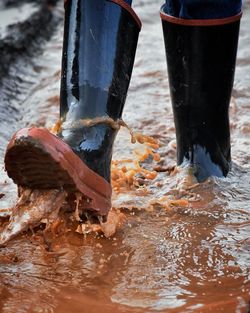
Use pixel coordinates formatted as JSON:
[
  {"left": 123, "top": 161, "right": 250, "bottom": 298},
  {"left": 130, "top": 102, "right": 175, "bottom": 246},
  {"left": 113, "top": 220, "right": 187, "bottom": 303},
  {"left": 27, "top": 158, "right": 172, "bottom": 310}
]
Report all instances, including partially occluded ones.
[
  {"left": 60, "top": 0, "right": 141, "bottom": 122},
  {"left": 161, "top": 11, "right": 241, "bottom": 180},
  {"left": 59, "top": 0, "right": 141, "bottom": 181}
]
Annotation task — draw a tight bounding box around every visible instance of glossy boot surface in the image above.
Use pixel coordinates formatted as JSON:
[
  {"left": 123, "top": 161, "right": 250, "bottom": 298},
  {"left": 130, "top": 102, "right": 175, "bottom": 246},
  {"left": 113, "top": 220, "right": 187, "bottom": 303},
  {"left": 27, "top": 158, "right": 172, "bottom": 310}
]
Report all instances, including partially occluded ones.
[
  {"left": 160, "top": 11, "right": 241, "bottom": 181},
  {"left": 60, "top": 0, "right": 141, "bottom": 182}
]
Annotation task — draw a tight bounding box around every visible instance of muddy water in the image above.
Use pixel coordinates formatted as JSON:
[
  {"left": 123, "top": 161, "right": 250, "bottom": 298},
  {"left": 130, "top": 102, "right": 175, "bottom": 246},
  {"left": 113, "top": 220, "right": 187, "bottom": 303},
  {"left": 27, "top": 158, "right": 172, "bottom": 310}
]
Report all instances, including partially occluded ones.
[{"left": 0, "top": 0, "right": 250, "bottom": 312}]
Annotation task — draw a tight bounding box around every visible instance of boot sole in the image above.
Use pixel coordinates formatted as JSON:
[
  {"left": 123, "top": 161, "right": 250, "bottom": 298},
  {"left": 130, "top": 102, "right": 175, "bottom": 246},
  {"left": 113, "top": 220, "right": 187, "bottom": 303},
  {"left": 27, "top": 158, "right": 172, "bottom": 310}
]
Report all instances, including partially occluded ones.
[{"left": 4, "top": 128, "right": 112, "bottom": 216}]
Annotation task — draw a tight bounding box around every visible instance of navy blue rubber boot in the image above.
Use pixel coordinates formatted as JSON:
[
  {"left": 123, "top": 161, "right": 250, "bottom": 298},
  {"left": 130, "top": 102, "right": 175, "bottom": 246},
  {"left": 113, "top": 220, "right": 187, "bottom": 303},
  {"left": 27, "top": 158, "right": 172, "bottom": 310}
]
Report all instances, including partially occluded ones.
[
  {"left": 160, "top": 6, "right": 241, "bottom": 181},
  {"left": 60, "top": 0, "right": 141, "bottom": 182}
]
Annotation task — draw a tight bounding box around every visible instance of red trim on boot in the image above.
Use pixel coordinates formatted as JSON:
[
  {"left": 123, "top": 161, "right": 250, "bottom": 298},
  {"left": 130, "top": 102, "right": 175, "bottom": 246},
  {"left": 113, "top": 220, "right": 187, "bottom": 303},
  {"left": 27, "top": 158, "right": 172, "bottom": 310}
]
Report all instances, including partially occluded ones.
[
  {"left": 160, "top": 10, "right": 242, "bottom": 26},
  {"left": 108, "top": 0, "right": 141, "bottom": 29}
]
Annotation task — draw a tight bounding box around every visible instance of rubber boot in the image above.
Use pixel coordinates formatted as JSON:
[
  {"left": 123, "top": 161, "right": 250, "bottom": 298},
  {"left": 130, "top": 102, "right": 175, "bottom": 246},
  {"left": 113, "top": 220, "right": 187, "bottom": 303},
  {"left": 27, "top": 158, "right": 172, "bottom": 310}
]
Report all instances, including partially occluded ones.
[
  {"left": 4, "top": 0, "right": 141, "bottom": 217},
  {"left": 60, "top": 0, "right": 141, "bottom": 182},
  {"left": 160, "top": 10, "right": 241, "bottom": 181}
]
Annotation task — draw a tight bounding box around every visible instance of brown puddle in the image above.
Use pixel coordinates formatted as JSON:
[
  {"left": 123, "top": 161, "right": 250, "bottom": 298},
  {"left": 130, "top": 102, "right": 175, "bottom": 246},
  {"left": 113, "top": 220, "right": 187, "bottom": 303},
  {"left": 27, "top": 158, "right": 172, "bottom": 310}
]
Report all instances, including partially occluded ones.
[{"left": 0, "top": 0, "right": 250, "bottom": 312}]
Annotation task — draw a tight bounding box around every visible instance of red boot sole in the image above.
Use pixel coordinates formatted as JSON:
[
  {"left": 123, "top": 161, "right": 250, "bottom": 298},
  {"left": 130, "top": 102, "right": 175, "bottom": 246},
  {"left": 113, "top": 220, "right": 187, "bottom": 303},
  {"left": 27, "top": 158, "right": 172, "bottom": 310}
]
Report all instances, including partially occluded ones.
[{"left": 4, "top": 128, "right": 112, "bottom": 216}]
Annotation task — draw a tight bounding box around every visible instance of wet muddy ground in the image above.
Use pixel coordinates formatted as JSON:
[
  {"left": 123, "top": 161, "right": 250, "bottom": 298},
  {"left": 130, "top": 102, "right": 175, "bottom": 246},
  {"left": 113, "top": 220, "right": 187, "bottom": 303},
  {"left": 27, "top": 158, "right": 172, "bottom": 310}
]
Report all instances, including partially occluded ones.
[{"left": 0, "top": 0, "right": 249, "bottom": 312}]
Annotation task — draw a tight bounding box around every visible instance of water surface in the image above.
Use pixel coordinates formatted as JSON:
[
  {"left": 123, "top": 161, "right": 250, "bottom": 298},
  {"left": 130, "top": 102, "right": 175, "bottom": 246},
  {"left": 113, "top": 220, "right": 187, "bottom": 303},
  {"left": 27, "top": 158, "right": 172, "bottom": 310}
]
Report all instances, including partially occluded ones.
[{"left": 0, "top": 1, "right": 249, "bottom": 312}]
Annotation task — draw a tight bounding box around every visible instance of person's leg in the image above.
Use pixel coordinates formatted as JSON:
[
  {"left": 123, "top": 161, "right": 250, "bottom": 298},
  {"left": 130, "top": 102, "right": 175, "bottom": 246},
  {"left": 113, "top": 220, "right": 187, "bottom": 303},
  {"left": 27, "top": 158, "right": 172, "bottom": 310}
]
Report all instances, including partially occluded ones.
[
  {"left": 5, "top": 0, "right": 141, "bottom": 217},
  {"left": 164, "top": 0, "right": 242, "bottom": 19},
  {"left": 160, "top": 0, "right": 242, "bottom": 181}
]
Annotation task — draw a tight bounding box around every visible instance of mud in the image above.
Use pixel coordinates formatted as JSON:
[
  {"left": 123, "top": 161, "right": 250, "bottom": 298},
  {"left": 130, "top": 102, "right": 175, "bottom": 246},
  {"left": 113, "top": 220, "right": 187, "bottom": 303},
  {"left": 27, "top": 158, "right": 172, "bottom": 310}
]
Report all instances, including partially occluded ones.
[{"left": 0, "top": 0, "right": 249, "bottom": 312}]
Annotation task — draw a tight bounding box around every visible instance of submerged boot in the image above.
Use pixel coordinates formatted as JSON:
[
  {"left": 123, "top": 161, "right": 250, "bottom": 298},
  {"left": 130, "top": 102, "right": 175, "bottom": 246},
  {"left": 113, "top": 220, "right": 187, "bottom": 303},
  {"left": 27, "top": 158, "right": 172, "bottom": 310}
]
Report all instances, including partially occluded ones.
[
  {"left": 160, "top": 10, "right": 241, "bottom": 182},
  {"left": 4, "top": 0, "right": 141, "bottom": 217}
]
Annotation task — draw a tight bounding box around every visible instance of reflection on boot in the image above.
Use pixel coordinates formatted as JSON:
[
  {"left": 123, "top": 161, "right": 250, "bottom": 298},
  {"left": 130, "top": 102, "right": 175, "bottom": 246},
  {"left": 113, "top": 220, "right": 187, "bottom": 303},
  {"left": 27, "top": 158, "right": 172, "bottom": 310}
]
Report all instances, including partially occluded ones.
[
  {"left": 160, "top": 7, "right": 241, "bottom": 181},
  {"left": 60, "top": 0, "right": 141, "bottom": 182}
]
